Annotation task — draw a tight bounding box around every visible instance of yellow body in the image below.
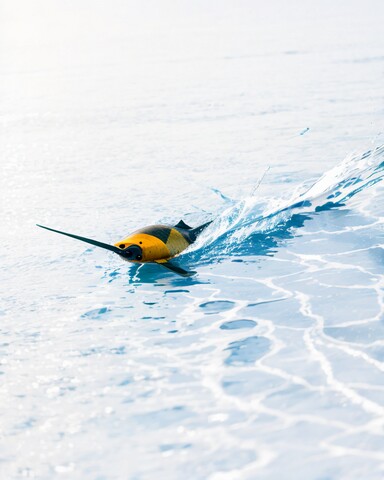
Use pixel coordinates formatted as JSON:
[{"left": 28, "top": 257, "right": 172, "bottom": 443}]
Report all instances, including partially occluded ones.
[{"left": 114, "top": 227, "right": 190, "bottom": 262}]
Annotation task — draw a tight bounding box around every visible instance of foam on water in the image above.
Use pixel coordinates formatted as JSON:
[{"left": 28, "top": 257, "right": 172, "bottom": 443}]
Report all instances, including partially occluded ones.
[{"left": 183, "top": 145, "right": 384, "bottom": 265}]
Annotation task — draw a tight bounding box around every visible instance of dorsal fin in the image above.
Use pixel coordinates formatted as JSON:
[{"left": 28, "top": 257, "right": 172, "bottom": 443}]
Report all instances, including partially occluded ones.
[{"left": 174, "top": 219, "right": 192, "bottom": 230}]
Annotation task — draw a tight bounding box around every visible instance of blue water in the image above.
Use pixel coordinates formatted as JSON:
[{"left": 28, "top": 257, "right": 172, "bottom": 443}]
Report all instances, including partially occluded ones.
[{"left": 1, "top": 1, "right": 384, "bottom": 479}]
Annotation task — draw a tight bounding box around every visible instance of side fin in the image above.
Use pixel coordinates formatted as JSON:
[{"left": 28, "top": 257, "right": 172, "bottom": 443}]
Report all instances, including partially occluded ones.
[
  {"left": 174, "top": 219, "right": 192, "bottom": 230},
  {"left": 154, "top": 260, "right": 196, "bottom": 277}
]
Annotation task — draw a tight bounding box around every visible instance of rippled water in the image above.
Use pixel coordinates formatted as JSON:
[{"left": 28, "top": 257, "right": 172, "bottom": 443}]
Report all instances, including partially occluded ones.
[{"left": 1, "top": 1, "right": 384, "bottom": 479}]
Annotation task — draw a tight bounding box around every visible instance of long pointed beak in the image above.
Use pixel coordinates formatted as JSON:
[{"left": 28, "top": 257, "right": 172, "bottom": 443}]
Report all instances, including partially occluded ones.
[{"left": 36, "top": 224, "right": 123, "bottom": 255}]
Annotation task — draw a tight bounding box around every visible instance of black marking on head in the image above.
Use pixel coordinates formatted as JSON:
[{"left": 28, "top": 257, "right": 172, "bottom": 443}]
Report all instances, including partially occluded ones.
[
  {"left": 119, "top": 244, "right": 125, "bottom": 249},
  {"left": 140, "top": 226, "right": 172, "bottom": 244},
  {"left": 119, "top": 244, "right": 143, "bottom": 260}
]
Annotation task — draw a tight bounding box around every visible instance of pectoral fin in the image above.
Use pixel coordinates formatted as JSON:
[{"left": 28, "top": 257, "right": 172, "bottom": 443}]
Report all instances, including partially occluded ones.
[{"left": 154, "top": 260, "right": 196, "bottom": 277}]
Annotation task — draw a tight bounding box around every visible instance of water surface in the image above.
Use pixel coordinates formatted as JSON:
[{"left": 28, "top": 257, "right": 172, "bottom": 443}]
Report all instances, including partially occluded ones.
[{"left": 1, "top": 1, "right": 384, "bottom": 479}]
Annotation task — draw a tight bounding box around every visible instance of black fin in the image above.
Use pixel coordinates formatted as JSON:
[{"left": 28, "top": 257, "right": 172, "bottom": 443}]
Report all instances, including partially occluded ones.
[
  {"left": 154, "top": 261, "right": 196, "bottom": 277},
  {"left": 174, "top": 219, "right": 192, "bottom": 230},
  {"left": 36, "top": 224, "right": 122, "bottom": 254},
  {"left": 189, "top": 221, "right": 213, "bottom": 241}
]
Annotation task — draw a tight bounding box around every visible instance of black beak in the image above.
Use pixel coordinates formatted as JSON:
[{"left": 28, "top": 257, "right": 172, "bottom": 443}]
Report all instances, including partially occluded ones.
[{"left": 37, "top": 224, "right": 123, "bottom": 254}]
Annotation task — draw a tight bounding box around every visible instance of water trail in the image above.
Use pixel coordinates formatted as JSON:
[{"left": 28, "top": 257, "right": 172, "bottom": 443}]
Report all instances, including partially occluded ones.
[{"left": 183, "top": 145, "right": 384, "bottom": 264}]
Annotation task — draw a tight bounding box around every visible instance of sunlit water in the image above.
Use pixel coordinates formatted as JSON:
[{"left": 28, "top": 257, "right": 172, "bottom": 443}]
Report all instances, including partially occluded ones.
[{"left": 1, "top": 1, "right": 384, "bottom": 479}]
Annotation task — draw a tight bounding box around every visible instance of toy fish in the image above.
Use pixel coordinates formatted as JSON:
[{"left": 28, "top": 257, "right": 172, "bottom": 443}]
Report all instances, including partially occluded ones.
[{"left": 36, "top": 220, "right": 211, "bottom": 276}]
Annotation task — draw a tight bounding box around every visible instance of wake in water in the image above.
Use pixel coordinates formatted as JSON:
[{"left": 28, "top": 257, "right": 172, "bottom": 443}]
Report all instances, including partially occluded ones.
[{"left": 182, "top": 145, "right": 384, "bottom": 266}]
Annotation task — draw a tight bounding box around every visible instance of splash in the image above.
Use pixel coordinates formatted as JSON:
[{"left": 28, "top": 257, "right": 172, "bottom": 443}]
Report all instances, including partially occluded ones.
[{"left": 184, "top": 145, "right": 384, "bottom": 264}]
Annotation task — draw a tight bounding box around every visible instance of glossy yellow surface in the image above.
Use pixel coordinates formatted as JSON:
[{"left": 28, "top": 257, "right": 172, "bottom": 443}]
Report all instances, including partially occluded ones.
[
  {"left": 166, "top": 229, "right": 190, "bottom": 256},
  {"left": 114, "top": 233, "right": 171, "bottom": 262},
  {"left": 114, "top": 227, "right": 191, "bottom": 262}
]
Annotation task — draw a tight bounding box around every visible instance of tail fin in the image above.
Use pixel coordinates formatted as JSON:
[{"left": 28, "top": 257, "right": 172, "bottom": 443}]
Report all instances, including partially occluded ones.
[{"left": 189, "top": 221, "right": 212, "bottom": 241}]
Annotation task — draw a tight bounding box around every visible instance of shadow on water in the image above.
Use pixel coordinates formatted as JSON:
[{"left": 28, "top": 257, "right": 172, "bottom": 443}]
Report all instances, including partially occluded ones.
[
  {"left": 127, "top": 263, "right": 210, "bottom": 286},
  {"left": 103, "top": 261, "right": 211, "bottom": 286}
]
